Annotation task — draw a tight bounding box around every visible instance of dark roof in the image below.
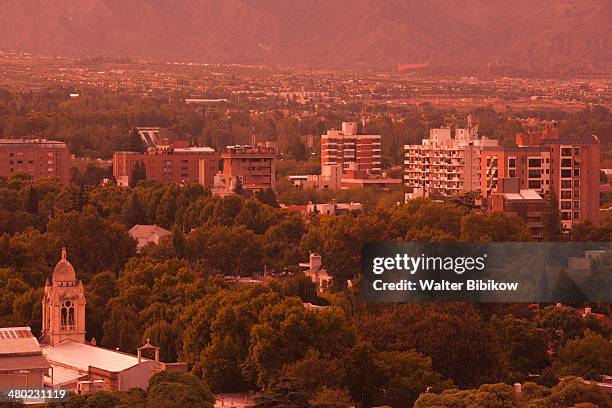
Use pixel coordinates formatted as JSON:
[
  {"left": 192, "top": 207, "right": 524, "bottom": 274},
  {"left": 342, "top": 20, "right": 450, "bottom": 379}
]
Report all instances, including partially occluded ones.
[{"left": 541, "top": 136, "right": 599, "bottom": 145}]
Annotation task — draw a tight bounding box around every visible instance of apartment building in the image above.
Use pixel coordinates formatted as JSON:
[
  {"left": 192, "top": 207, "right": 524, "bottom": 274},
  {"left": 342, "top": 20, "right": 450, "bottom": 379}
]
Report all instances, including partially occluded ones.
[
  {"left": 219, "top": 145, "right": 276, "bottom": 192},
  {"left": 404, "top": 122, "right": 498, "bottom": 196},
  {"left": 481, "top": 125, "right": 601, "bottom": 230},
  {"left": 113, "top": 139, "right": 218, "bottom": 187},
  {"left": 0, "top": 139, "right": 70, "bottom": 182},
  {"left": 321, "top": 122, "right": 381, "bottom": 176}
]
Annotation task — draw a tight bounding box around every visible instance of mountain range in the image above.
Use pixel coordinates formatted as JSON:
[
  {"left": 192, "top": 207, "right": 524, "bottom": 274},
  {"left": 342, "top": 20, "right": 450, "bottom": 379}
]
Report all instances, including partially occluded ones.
[{"left": 0, "top": 0, "right": 610, "bottom": 73}]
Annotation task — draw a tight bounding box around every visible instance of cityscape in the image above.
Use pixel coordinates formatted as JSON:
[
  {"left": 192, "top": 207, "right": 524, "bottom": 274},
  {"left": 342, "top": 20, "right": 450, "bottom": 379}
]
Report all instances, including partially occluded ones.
[{"left": 0, "top": 1, "right": 611, "bottom": 407}]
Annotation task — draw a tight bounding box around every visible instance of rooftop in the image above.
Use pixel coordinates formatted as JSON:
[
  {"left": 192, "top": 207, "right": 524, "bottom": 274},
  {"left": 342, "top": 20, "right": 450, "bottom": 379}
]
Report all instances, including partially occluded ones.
[
  {"left": 42, "top": 341, "right": 145, "bottom": 373},
  {"left": 128, "top": 224, "right": 172, "bottom": 240},
  {"left": 0, "top": 138, "right": 67, "bottom": 148},
  {"left": 503, "top": 190, "right": 544, "bottom": 201},
  {"left": 0, "top": 327, "right": 42, "bottom": 356}
]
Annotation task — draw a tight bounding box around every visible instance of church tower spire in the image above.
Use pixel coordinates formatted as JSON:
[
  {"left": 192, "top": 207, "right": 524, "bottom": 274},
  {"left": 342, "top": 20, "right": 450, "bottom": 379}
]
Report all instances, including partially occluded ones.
[{"left": 42, "top": 247, "right": 86, "bottom": 346}]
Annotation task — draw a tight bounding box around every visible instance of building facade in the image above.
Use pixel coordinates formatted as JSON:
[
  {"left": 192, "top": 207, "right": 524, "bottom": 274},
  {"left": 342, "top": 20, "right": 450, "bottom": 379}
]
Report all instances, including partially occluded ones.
[
  {"left": 0, "top": 327, "right": 50, "bottom": 390},
  {"left": 219, "top": 145, "right": 276, "bottom": 193},
  {"left": 482, "top": 125, "right": 601, "bottom": 230},
  {"left": 0, "top": 139, "right": 70, "bottom": 182},
  {"left": 486, "top": 178, "right": 546, "bottom": 240},
  {"left": 404, "top": 123, "right": 498, "bottom": 196},
  {"left": 113, "top": 140, "right": 218, "bottom": 187},
  {"left": 321, "top": 122, "right": 381, "bottom": 176}
]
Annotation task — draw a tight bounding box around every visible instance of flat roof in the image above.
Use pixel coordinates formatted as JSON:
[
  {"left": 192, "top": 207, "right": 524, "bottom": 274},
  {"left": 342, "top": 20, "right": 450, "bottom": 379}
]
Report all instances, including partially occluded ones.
[
  {"left": 0, "top": 139, "right": 67, "bottom": 148},
  {"left": 503, "top": 190, "right": 544, "bottom": 201},
  {"left": 0, "top": 327, "right": 42, "bottom": 356},
  {"left": 49, "top": 364, "right": 86, "bottom": 387},
  {"left": 42, "top": 341, "right": 144, "bottom": 373}
]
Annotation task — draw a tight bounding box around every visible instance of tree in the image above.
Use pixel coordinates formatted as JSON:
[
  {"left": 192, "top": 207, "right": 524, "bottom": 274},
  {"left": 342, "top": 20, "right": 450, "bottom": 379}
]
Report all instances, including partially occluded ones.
[
  {"left": 47, "top": 206, "right": 137, "bottom": 279},
  {"left": 282, "top": 349, "right": 346, "bottom": 393},
  {"left": 125, "top": 128, "right": 146, "bottom": 153},
  {"left": 553, "top": 330, "right": 612, "bottom": 381},
  {"left": 254, "top": 376, "right": 312, "bottom": 408},
  {"left": 255, "top": 188, "right": 280, "bottom": 208},
  {"left": 490, "top": 315, "right": 549, "bottom": 377},
  {"left": 171, "top": 224, "right": 186, "bottom": 259},
  {"left": 130, "top": 161, "right": 146, "bottom": 187},
  {"left": 147, "top": 382, "right": 212, "bottom": 408},
  {"left": 148, "top": 371, "right": 214, "bottom": 407},
  {"left": 142, "top": 320, "right": 178, "bottom": 363},
  {"left": 120, "top": 191, "right": 144, "bottom": 227},
  {"left": 376, "top": 350, "right": 453, "bottom": 407},
  {"left": 343, "top": 342, "right": 384, "bottom": 407},
  {"left": 310, "top": 387, "right": 354, "bottom": 408},
  {"left": 531, "top": 376, "right": 612, "bottom": 407},
  {"left": 543, "top": 189, "right": 562, "bottom": 241},
  {"left": 460, "top": 212, "right": 530, "bottom": 242},
  {"left": 233, "top": 177, "right": 244, "bottom": 196}
]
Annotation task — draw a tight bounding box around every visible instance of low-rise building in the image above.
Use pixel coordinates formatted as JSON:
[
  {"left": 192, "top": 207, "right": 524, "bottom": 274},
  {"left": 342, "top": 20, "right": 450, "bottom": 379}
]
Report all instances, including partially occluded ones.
[
  {"left": 128, "top": 224, "right": 172, "bottom": 251},
  {"left": 289, "top": 164, "right": 342, "bottom": 191},
  {"left": 299, "top": 253, "right": 332, "bottom": 292},
  {"left": 485, "top": 178, "right": 545, "bottom": 240},
  {"left": 0, "top": 138, "right": 71, "bottom": 182},
  {"left": 113, "top": 139, "right": 218, "bottom": 187},
  {"left": 216, "top": 145, "right": 276, "bottom": 194},
  {"left": 0, "top": 327, "right": 50, "bottom": 390}
]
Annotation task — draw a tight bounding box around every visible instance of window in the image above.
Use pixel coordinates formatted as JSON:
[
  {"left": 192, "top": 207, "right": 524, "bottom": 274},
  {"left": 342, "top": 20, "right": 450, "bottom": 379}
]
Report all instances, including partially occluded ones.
[
  {"left": 574, "top": 212, "right": 580, "bottom": 220},
  {"left": 561, "top": 180, "right": 572, "bottom": 188},
  {"left": 528, "top": 180, "right": 541, "bottom": 189},
  {"left": 61, "top": 301, "right": 75, "bottom": 331},
  {"left": 561, "top": 201, "right": 572, "bottom": 210},
  {"left": 573, "top": 148, "right": 580, "bottom": 155},
  {"left": 561, "top": 191, "right": 572, "bottom": 199},
  {"left": 509, "top": 169, "right": 516, "bottom": 177},
  {"left": 573, "top": 169, "right": 580, "bottom": 177},
  {"left": 574, "top": 190, "right": 580, "bottom": 198},
  {"left": 574, "top": 200, "right": 580, "bottom": 209},
  {"left": 528, "top": 159, "right": 542, "bottom": 167},
  {"left": 561, "top": 169, "right": 572, "bottom": 178},
  {"left": 508, "top": 158, "right": 516, "bottom": 167},
  {"left": 574, "top": 180, "right": 580, "bottom": 188},
  {"left": 561, "top": 212, "right": 571, "bottom": 220},
  {"left": 528, "top": 169, "right": 542, "bottom": 178},
  {"left": 561, "top": 158, "right": 572, "bottom": 167},
  {"left": 561, "top": 148, "right": 572, "bottom": 156}
]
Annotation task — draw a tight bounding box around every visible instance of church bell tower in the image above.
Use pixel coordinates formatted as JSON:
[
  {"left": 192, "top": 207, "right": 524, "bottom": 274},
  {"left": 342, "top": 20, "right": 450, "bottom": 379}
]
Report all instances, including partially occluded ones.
[{"left": 41, "top": 247, "right": 86, "bottom": 346}]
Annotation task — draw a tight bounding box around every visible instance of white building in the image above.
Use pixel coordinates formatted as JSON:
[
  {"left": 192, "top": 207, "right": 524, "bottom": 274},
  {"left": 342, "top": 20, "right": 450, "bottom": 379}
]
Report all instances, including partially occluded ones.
[{"left": 404, "top": 119, "right": 498, "bottom": 196}]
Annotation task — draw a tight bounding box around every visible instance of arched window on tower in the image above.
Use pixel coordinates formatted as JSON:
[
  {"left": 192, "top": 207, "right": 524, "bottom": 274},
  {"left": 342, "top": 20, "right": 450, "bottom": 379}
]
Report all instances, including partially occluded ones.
[{"left": 61, "top": 300, "right": 75, "bottom": 331}]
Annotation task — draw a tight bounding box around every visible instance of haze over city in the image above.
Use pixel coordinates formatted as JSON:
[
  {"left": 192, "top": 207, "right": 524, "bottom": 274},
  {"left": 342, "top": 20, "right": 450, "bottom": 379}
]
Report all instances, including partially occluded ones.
[{"left": 0, "top": 1, "right": 611, "bottom": 407}]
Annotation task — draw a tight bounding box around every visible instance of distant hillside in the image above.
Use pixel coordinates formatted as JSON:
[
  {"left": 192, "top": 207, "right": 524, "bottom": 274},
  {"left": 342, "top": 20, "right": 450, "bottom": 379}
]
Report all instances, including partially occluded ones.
[{"left": 0, "top": 0, "right": 610, "bottom": 74}]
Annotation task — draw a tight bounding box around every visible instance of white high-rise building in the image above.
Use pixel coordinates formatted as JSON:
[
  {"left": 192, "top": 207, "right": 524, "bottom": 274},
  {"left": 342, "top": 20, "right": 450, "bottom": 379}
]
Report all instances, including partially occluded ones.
[{"left": 404, "top": 119, "right": 498, "bottom": 196}]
